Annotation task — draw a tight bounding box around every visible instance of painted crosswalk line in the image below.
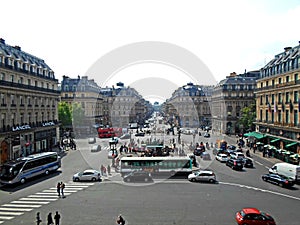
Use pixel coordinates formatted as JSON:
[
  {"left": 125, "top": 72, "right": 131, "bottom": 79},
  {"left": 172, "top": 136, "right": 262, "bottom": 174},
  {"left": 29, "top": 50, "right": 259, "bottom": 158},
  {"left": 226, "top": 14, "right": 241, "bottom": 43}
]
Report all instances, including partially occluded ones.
[{"left": 0, "top": 181, "right": 96, "bottom": 224}]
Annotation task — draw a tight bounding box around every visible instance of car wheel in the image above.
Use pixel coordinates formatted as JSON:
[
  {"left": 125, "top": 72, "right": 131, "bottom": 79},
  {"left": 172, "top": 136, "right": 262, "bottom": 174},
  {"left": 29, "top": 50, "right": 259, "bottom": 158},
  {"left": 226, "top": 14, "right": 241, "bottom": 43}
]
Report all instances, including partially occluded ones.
[
  {"left": 191, "top": 178, "right": 196, "bottom": 182},
  {"left": 74, "top": 178, "right": 79, "bottom": 182},
  {"left": 20, "top": 178, "right": 26, "bottom": 184},
  {"left": 262, "top": 177, "right": 267, "bottom": 181},
  {"left": 278, "top": 182, "right": 283, "bottom": 187},
  {"left": 91, "top": 177, "right": 96, "bottom": 181},
  {"left": 45, "top": 170, "right": 50, "bottom": 175},
  {"left": 209, "top": 179, "right": 215, "bottom": 183}
]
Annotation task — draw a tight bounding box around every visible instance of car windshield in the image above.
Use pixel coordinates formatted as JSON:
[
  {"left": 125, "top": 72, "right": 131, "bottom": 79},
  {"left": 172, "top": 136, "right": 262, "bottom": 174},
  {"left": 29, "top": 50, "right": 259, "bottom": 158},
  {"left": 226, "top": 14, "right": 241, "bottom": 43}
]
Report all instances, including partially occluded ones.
[{"left": 261, "top": 212, "right": 273, "bottom": 220}]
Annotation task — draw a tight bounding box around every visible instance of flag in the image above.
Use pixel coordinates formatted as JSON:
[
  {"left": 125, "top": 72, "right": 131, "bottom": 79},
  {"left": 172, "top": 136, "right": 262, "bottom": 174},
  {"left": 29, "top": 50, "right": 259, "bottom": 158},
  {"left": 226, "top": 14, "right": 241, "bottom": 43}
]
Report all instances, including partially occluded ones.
[
  {"left": 274, "top": 101, "right": 277, "bottom": 113},
  {"left": 268, "top": 102, "right": 271, "bottom": 113},
  {"left": 298, "top": 99, "right": 300, "bottom": 112}
]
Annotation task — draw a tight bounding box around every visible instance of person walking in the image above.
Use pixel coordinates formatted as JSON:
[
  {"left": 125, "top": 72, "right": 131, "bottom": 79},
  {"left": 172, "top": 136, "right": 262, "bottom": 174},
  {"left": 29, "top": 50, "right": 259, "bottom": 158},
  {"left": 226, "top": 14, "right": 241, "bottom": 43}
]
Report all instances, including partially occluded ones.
[
  {"left": 47, "top": 212, "right": 54, "bottom": 225},
  {"left": 54, "top": 211, "right": 61, "bottom": 225},
  {"left": 107, "top": 164, "right": 111, "bottom": 175},
  {"left": 116, "top": 214, "right": 126, "bottom": 225},
  {"left": 60, "top": 182, "right": 65, "bottom": 198},
  {"left": 56, "top": 182, "right": 61, "bottom": 197},
  {"left": 36, "top": 212, "right": 42, "bottom": 225}
]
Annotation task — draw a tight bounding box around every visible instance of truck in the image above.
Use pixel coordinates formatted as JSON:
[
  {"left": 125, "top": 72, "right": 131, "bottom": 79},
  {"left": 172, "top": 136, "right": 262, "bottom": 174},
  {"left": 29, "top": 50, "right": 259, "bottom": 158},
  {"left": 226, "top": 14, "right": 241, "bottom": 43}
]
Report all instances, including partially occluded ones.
[{"left": 269, "top": 162, "right": 300, "bottom": 182}]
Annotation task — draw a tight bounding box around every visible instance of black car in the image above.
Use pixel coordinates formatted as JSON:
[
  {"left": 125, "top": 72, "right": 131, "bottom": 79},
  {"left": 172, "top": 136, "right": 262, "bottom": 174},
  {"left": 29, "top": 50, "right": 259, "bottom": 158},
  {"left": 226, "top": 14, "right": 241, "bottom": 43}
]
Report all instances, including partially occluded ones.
[
  {"left": 241, "top": 157, "right": 254, "bottom": 168},
  {"left": 123, "top": 171, "right": 153, "bottom": 183},
  {"left": 203, "top": 132, "right": 210, "bottom": 138},
  {"left": 226, "top": 159, "right": 243, "bottom": 170},
  {"left": 262, "top": 174, "right": 295, "bottom": 187}
]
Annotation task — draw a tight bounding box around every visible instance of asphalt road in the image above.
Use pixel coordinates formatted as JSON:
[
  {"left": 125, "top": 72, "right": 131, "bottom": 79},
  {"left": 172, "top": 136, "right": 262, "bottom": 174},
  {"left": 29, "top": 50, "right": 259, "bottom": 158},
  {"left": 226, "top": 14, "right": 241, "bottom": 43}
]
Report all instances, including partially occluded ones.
[{"left": 0, "top": 133, "right": 299, "bottom": 225}]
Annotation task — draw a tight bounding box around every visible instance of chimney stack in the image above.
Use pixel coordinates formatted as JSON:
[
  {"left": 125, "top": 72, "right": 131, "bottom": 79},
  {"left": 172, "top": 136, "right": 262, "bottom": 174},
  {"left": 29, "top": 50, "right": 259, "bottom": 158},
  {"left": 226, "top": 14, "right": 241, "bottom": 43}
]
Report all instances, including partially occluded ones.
[
  {"left": 0, "top": 38, "right": 5, "bottom": 44},
  {"left": 13, "top": 46, "right": 21, "bottom": 51},
  {"left": 284, "top": 47, "right": 292, "bottom": 52}
]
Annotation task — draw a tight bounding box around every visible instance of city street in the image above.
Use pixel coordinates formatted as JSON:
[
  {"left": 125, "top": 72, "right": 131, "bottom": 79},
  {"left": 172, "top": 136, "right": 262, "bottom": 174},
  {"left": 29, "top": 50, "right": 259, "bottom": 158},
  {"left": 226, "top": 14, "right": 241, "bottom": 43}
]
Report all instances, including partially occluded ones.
[{"left": 0, "top": 132, "right": 300, "bottom": 224}]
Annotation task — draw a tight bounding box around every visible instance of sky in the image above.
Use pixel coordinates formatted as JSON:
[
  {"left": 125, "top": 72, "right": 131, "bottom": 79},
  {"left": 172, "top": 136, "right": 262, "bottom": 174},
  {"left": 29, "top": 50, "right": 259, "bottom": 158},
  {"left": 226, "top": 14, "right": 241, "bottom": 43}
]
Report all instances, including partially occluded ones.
[{"left": 1, "top": 0, "right": 300, "bottom": 103}]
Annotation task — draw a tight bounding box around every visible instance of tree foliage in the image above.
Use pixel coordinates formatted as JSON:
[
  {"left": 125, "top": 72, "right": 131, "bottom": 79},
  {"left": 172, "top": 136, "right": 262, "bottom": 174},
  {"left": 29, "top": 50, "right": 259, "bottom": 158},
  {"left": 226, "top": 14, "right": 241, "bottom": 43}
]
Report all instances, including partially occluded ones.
[
  {"left": 72, "top": 102, "right": 85, "bottom": 127},
  {"left": 58, "top": 102, "right": 72, "bottom": 128},
  {"left": 238, "top": 103, "right": 256, "bottom": 132}
]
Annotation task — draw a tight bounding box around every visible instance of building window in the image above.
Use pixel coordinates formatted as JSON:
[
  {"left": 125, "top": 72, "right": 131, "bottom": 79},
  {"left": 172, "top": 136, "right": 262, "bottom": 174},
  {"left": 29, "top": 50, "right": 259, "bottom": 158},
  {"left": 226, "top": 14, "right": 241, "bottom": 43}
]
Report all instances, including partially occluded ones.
[
  {"left": 285, "top": 110, "right": 289, "bottom": 124},
  {"left": 35, "top": 112, "right": 38, "bottom": 123},
  {"left": 35, "top": 81, "right": 38, "bottom": 87},
  {"left": 285, "top": 92, "right": 289, "bottom": 103},
  {"left": 278, "top": 110, "right": 281, "bottom": 123},
  {"left": 271, "top": 94, "right": 274, "bottom": 104},
  {"left": 28, "top": 113, "right": 31, "bottom": 123},
  {"left": 286, "top": 76, "right": 290, "bottom": 83},
  {"left": 11, "top": 95, "right": 15, "bottom": 105},
  {"left": 278, "top": 77, "right": 282, "bottom": 84},
  {"left": 0, "top": 72, "right": 5, "bottom": 81},
  {"left": 65, "top": 85, "right": 69, "bottom": 91},
  {"left": 266, "top": 95, "right": 269, "bottom": 105},
  {"left": 266, "top": 81, "right": 269, "bottom": 86},
  {"left": 278, "top": 93, "right": 282, "bottom": 104},
  {"left": 19, "top": 77, "right": 23, "bottom": 84},
  {"left": 20, "top": 96, "right": 23, "bottom": 105},
  {"left": 20, "top": 113, "right": 24, "bottom": 124},
  {"left": 294, "top": 110, "right": 298, "bottom": 126},
  {"left": 27, "top": 79, "right": 31, "bottom": 86},
  {"left": 295, "top": 73, "right": 298, "bottom": 81},
  {"left": 272, "top": 80, "right": 275, "bottom": 86},
  {"left": 10, "top": 74, "right": 14, "bottom": 82},
  {"left": 294, "top": 91, "right": 298, "bottom": 103},
  {"left": 27, "top": 96, "right": 31, "bottom": 105},
  {"left": 1, "top": 93, "right": 5, "bottom": 105}
]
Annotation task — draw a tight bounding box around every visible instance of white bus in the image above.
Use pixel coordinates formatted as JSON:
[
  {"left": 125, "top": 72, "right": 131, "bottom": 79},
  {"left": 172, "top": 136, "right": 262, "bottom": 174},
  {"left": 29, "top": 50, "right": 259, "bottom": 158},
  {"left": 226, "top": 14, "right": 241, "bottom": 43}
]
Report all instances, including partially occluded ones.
[
  {"left": 120, "top": 156, "right": 192, "bottom": 177},
  {"left": 0, "top": 152, "right": 61, "bottom": 185}
]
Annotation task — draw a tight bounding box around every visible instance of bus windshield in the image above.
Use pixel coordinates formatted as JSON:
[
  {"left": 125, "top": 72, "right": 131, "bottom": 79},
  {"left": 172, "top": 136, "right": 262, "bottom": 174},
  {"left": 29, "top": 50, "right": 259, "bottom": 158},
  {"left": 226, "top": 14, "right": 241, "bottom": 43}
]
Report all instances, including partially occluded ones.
[{"left": 0, "top": 162, "right": 25, "bottom": 181}]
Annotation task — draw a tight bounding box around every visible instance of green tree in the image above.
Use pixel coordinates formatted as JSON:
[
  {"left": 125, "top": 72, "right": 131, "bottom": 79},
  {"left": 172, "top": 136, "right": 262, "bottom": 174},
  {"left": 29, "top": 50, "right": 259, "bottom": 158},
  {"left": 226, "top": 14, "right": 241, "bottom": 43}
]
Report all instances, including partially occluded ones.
[
  {"left": 58, "top": 102, "right": 72, "bottom": 128},
  {"left": 238, "top": 103, "right": 256, "bottom": 132},
  {"left": 72, "top": 102, "right": 85, "bottom": 127}
]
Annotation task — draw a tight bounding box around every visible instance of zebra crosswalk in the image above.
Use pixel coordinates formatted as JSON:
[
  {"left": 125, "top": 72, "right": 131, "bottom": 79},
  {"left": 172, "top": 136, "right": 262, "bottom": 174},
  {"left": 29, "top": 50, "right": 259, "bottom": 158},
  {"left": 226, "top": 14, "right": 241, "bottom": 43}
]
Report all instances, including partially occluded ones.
[{"left": 0, "top": 182, "right": 95, "bottom": 224}]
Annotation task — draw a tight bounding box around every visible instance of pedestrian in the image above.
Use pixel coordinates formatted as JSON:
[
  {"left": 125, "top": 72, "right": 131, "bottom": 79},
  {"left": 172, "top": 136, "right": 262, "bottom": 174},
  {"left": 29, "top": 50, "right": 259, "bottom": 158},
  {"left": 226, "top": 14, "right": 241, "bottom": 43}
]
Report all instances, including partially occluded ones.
[
  {"left": 100, "top": 164, "right": 104, "bottom": 175},
  {"left": 36, "top": 212, "right": 42, "bottom": 225},
  {"left": 116, "top": 214, "right": 126, "bottom": 225},
  {"left": 54, "top": 211, "right": 61, "bottom": 225},
  {"left": 56, "top": 182, "right": 61, "bottom": 197},
  {"left": 103, "top": 166, "right": 107, "bottom": 176},
  {"left": 47, "top": 212, "right": 54, "bottom": 225},
  {"left": 60, "top": 182, "right": 65, "bottom": 198}
]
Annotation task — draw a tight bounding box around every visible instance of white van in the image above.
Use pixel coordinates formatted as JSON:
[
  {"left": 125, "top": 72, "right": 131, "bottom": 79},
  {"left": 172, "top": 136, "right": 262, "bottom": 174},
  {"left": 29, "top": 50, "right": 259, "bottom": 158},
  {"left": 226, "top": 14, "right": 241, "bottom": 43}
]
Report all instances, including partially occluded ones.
[{"left": 269, "top": 162, "right": 300, "bottom": 181}]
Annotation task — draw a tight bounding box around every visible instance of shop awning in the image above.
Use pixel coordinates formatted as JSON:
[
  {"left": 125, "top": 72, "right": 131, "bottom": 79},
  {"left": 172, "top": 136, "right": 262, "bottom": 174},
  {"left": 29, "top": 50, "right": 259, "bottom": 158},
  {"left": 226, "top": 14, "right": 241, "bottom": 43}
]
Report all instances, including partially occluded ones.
[
  {"left": 270, "top": 138, "right": 281, "bottom": 143},
  {"left": 285, "top": 142, "right": 298, "bottom": 148},
  {"left": 243, "top": 132, "right": 264, "bottom": 139}
]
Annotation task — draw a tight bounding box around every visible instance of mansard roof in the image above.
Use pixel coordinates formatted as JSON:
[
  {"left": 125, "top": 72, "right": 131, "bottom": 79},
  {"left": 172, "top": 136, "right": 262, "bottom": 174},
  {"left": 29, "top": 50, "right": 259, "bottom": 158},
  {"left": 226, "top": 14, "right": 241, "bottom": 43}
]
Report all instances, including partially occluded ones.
[{"left": 0, "top": 38, "right": 53, "bottom": 72}]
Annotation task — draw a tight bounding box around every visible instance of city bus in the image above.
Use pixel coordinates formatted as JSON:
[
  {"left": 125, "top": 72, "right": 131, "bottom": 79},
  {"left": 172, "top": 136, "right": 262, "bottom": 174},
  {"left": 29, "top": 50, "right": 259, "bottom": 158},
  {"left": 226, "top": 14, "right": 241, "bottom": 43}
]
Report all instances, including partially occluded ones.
[
  {"left": 98, "top": 127, "right": 123, "bottom": 138},
  {"left": 120, "top": 156, "right": 192, "bottom": 177},
  {"left": 0, "top": 152, "right": 61, "bottom": 185}
]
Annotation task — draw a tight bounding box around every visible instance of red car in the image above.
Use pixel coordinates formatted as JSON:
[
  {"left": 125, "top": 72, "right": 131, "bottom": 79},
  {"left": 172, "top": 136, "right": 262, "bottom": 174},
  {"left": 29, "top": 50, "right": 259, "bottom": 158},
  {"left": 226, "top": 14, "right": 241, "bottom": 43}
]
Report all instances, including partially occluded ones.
[{"left": 236, "top": 208, "right": 276, "bottom": 225}]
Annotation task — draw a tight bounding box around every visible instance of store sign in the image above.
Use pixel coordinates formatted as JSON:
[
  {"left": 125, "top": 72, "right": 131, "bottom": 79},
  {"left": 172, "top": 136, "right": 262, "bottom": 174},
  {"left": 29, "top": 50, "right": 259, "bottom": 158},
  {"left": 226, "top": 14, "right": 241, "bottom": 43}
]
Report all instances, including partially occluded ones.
[
  {"left": 42, "top": 121, "right": 55, "bottom": 127},
  {"left": 12, "top": 125, "right": 31, "bottom": 131}
]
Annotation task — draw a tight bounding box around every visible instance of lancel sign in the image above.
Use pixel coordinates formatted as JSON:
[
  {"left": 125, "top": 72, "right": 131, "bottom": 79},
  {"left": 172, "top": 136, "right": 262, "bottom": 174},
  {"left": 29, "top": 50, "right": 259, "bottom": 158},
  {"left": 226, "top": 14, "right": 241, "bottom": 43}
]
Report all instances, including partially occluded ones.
[
  {"left": 42, "top": 121, "right": 55, "bottom": 127},
  {"left": 12, "top": 125, "right": 31, "bottom": 131}
]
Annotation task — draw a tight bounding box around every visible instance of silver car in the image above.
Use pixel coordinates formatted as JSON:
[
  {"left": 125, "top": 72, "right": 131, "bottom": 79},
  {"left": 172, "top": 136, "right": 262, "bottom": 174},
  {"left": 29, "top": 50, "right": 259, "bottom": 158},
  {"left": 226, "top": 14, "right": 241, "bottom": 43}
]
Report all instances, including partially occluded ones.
[
  {"left": 188, "top": 170, "right": 216, "bottom": 183},
  {"left": 73, "top": 169, "right": 101, "bottom": 182}
]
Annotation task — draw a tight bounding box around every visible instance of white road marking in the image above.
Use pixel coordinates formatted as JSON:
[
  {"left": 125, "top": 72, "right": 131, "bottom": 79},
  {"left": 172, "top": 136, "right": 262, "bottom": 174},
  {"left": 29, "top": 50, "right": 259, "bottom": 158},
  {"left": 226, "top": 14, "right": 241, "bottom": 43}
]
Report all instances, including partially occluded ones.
[
  {"left": 0, "top": 215, "right": 15, "bottom": 219},
  {"left": 0, "top": 211, "right": 23, "bottom": 216},
  {"left": 0, "top": 221, "right": 4, "bottom": 223},
  {"left": 219, "top": 181, "right": 300, "bottom": 201},
  {"left": 12, "top": 201, "right": 49, "bottom": 205},
  {"left": 2, "top": 204, "right": 41, "bottom": 208},
  {"left": 0, "top": 207, "right": 32, "bottom": 212},
  {"left": 21, "top": 197, "right": 57, "bottom": 201},
  {"left": 255, "top": 161, "right": 263, "bottom": 165}
]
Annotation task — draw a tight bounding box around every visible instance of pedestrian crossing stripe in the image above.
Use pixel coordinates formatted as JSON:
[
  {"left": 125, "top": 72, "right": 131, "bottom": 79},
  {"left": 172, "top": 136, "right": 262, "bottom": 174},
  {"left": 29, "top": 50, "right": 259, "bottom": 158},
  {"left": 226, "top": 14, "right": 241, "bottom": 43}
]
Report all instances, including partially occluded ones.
[
  {"left": 2, "top": 204, "right": 41, "bottom": 208},
  {"left": 0, "top": 181, "right": 96, "bottom": 223}
]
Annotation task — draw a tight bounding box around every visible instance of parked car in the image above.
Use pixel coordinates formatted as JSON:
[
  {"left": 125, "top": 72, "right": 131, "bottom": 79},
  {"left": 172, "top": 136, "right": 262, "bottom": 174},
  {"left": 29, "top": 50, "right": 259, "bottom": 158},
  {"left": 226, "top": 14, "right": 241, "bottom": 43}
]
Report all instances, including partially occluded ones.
[
  {"left": 88, "top": 137, "right": 96, "bottom": 144},
  {"left": 203, "top": 132, "right": 210, "bottom": 138},
  {"left": 123, "top": 171, "right": 153, "bottom": 182},
  {"left": 91, "top": 145, "right": 101, "bottom": 152},
  {"left": 242, "top": 157, "right": 254, "bottom": 168},
  {"left": 216, "top": 153, "right": 229, "bottom": 162},
  {"left": 235, "top": 208, "right": 276, "bottom": 225},
  {"left": 188, "top": 170, "right": 216, "bottom": 183},
  {"left": 226, "top": 158, "right": 243, "bottom": 170},
  {"left": 73, "top": 169, "right": 101, "bottom": 182},
  {"left": 262, "top": 174, "right": 295, "bottom": 188},
  {"left": 120, "top": 133, "right": 130, "bottom": 139}
]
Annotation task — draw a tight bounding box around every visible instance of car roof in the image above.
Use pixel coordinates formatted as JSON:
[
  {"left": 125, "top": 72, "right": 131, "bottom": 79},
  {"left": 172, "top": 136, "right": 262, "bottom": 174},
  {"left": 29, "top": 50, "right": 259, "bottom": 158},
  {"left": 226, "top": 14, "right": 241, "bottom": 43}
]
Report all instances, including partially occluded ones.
[
  {"left": 83, "top": 169, "right": 98, "bottom": 173},
  {"left": 243, "top": 208, "right": 260, "bottom": 214},
  {"left": 197, "top": 170, "right": 214, "bottom": 174},
  {"left": 218, "top": 154, "right": 228, "bottom": 156}
]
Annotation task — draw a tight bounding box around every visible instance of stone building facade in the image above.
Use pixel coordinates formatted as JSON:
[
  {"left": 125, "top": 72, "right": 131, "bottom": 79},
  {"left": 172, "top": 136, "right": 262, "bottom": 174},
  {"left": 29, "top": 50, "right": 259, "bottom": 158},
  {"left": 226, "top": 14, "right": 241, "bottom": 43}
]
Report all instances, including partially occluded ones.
[{"left": 0, "top": 38, "right": 60, "bottom": 163}]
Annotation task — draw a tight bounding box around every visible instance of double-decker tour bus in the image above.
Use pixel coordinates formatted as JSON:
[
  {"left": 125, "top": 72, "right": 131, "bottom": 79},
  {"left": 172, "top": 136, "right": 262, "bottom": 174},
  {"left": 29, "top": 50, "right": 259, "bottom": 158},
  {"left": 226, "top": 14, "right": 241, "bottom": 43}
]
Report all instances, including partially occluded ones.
[
  {"left": 98, "top": 127, "right": 123, "bottom": 138},
  {"left": 120, "top": 156, "right": 192, "bottom": 177},
  {"left": 0, "top": 152, "right": 61, "bottom": 185}
]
